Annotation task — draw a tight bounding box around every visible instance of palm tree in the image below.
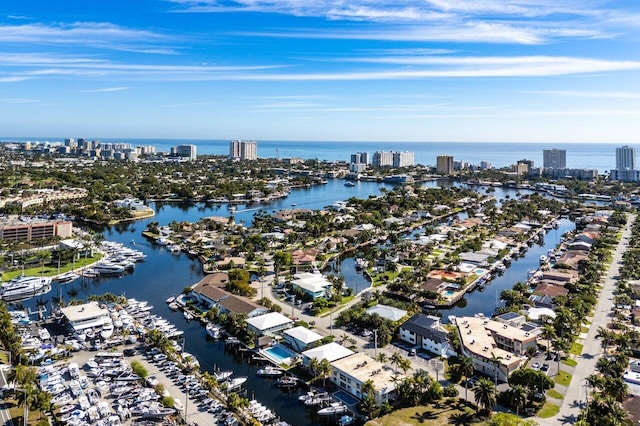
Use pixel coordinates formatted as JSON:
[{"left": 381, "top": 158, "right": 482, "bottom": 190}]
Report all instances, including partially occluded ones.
[
  {"left": 473, "top": 377, "right": 496, "bottom": 415},
  {"left": 397, "top": 357, "right": 412, "bottom": 377},
  {"left": 390, "top": 352, "right": 403, "bottom": 375},
  {"left": 509, "top": 384, "right": 528, "bottom": 415},
  {"left": 318, "top": 358, "right": 332, "bottom": 388},
  {"left": 489, "top": 352, "right": 503, "bottom": 387},
  {"left": 458, "top": 356, "right": 475, "bottom": 402},
  {"left": 541, "top": 324, "right": 556, "bottom": 356},
  {"left": 308, "top": 357, "right": 320, "bottom": 383},
  {"left": 596, "top": 326, "right": 614, "bottom": 354},
  {"left": 375, "top": 353, "right": 387, "bottom": 364}
]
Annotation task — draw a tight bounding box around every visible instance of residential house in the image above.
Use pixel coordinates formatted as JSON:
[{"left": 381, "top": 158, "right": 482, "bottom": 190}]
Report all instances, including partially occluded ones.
[
  {"left": 398, "top": 314, "right": 452, "bottom": 357},
  {"left": 283, "top": 326, "right": 323, "bottom": 352},
  {"left": 246, "top": 312, "right": 293, "bottom": 336}
]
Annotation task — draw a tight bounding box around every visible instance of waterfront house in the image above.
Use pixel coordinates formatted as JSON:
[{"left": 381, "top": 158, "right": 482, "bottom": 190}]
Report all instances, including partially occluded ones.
[
  {"left": 459, "top": 252, "right": 490, "bottom": 266},
  {"left": 290, "top": 271, "right": 333, "bottom": 299},
  {"left": 283, "top": 326, "right": 323, "bottom": 352},
  {"left": 366, "top": 304, "right": 407, "bottom": 322},
  {"left": 398, "top": 314, "right": 452, "bottom": 357},
  {"left": 566, "top": 241, "right": 592, "bottom": 252},
  {"left": 216, "top": 294, "right": 268, "bottom": 318},
  {"left": 330, "top": 352, "right": 402, "bottom": 404},
  {"left": 533, "top": 283, "right": 570, "bottom": 301},
  {"left": 555, "top": 251, "right": 589, "bottom": 270},
  {"left": 301, "top": 342, "right": 354, "bottom": 367},
  {"left": 246, "top": 312, "right": 293, "bottom": 336},
  {"left": 421, "top": 278, "right": 447, "bottom": 293},
  {"left": 540, "top": 270, "right": 578, "bottom": 284},
  {"left": 60, "top": 302, "right": 111, "bottom": 333}
]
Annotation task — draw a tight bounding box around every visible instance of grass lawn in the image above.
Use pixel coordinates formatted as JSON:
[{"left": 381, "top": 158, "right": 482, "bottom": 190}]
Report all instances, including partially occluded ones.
[
  {"left": 569, "top": 342, "right": 584, "bottom": 356},
  {"left": 554, "top": 370, "right": 572, "bottom": 387},
  {"left": 538, "top": 402, "right": 560, "bottom": 418},
  {"left": 2, "top": 255, "right": 103, "bottom": 281},
  {"left": 366, "top": 400, "right": 489, "bottom": 426},
  {"left": 547, "top": 389, "right": 564, "bottom": 400},
  {"left": 562, "top": 358, "right": 578, "bottom": 368}
]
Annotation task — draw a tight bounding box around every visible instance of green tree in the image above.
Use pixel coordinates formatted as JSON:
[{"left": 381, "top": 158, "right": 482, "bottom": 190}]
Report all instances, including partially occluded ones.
[{"left": 473, "top": 377, "right": 497, "bottom": 415}]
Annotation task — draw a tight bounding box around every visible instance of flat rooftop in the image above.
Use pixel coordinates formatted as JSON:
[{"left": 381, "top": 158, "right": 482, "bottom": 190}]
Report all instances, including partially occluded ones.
[{"left": 331, "top": 352, "right": 401, "bottom": 394}]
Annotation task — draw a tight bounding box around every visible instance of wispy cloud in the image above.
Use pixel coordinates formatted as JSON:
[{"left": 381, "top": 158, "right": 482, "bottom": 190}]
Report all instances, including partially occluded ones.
[
  {"left": 2, "top": 51, "right": 639, "bottom": 82},
  {"left": 527, "top": 90, "right": 640, "bottom": 99},
  {"left": 0, "top": 98, "right": 38, "bottom": 104},
  {"left": 0, "top": 22, "right": 178, "bottom": 54},
  {"left": 77, "top": 87, "right": 131, "bottom": 93}
]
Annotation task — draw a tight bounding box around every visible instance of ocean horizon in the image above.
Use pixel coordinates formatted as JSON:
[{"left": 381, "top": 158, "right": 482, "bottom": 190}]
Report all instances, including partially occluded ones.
[{"left": 2, "top": 137, "right": 633, "bottom": 172}]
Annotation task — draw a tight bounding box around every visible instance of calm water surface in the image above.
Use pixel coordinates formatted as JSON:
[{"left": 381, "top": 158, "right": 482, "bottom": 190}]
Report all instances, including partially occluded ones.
[{"left": 16, "top": 180, "right": 574, "bottom": 425}]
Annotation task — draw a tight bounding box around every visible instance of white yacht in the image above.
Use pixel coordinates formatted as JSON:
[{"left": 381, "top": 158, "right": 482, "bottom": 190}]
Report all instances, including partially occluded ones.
[
  {"left": 1, "top": 276, "right": 52, "bottom": 301},
  {"left": 206, "top": 323, "right": 221, "bottom": 339},
  {"left": 94, "top": 262, "right": 125, "bottom": 275}
]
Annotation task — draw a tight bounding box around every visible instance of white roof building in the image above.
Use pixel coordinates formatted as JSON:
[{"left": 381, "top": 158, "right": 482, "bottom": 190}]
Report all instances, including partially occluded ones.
[
  {"left": 283, "top": 326, "right": 323, "bottom": 352},
  {"left": 301, "top": 342, "right": 354, "bottom": 366},
  {"left": 366, "top": 304, "right": 407, "bottom": 322},
  {"left": 290, "top": 271, "right": 333, "bottom": 299},
  {"left": 60, "top": 302, "right": 110, "bottom": 332},
  {"left": 246, "top": 312, "right": 293, "bottom": 336}
]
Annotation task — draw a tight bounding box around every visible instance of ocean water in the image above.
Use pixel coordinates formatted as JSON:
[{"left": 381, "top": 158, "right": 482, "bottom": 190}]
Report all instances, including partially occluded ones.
[{"left": 2, "top": 137, "right": 628, "bottom": 171}]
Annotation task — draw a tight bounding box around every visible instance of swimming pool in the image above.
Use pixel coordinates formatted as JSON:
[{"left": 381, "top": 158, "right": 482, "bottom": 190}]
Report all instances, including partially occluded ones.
[
  {"left": 443, "top": 290, "right": 456, "bottom": 297},
  {"left": 334, "top": 390, "right": 359, "bottom": 406},
  {"left": 263, "top": 346, "right": 293, "bottom": 363}
]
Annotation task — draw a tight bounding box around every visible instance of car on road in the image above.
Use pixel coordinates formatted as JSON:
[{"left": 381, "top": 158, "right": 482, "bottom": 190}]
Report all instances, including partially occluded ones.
[
  {"left": 541, "top": 363, "right": 550, "bottom": 372},
  {"left": 361, "top": 329, "right": 373, "bottom": 337},
  {"left": 532, "top": 362, "right": 540, "bottom": 370}
]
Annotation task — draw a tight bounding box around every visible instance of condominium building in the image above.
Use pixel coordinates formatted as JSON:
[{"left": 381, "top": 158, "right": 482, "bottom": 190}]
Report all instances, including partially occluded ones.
[
  {"left": 350, "top": 152, "right": 369, "bottom": 165},
  {"left": 616, "top": 145, "right": 636, "bottom": 171},
  {"left": 611, "top": 145, "right": 638, "bottom": 182},
  {"left": 0, "top": 216, "right": 73, "bottom": 242},
  {"left": 456, "top": 316, "right": 535, "bottom": 382},
  {"left": 174, "top": 144, "right": 197, "bottom": 161},
  {"left": 372, "top": 151, "right": 394, "bottom": 167},
  {"left": 543, "top": 149, "right": 566, "bottom": 169},
  {"left": 393, "top": 151, "right": 414, "bottom": 167},
  {"left": 229, "top": 140, "right": 258, "bottom": 160},
  {"left": 436, "top": 155, "right": 454, "bottom": 175}
]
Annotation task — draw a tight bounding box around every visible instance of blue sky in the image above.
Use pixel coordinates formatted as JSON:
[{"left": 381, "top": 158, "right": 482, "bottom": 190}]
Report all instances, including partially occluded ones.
[{"left": 1, "top": 0, "right": 640, "bottom": 142}]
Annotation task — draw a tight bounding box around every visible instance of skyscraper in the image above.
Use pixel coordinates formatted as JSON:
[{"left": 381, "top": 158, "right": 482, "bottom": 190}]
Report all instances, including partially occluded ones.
[
  {"left": 372, "top": 151, "right": 394, "bottom": 167},
  {"left": 175, "top": 144, "right": 197, "bottom": 161},
  {"left": 436, "top": 155, "right": 454, "bottom": 175},
  {"left": 543, "top": 149, "right": 566, "bottom": 169},
  {"left": 393, "top": 151, "right": 414, "bottom": 167},
  {"left": 229, "top": 140, "right": 257, "bottom": 160},
  {"left": 616, "top": 145, "right": 636, "bottom": 171}
]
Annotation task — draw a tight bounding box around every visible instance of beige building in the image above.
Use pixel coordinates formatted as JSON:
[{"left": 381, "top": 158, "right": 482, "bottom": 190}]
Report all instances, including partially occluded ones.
[
  {"left": 0, "top": 216, "right": 72, "bottom": 242},
  {"left": 436, "top": 155, "right": 454, "bottom": 175},
  {"left": 456, "top": 316, "right": 536, "bottom": 382},
  {"left": 330, "top": 352, "right": 403, "bottom": 404}
]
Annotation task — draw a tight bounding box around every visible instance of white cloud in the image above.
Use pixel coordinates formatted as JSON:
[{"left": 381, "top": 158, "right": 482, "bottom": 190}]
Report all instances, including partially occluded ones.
[
  {"left": 77, "top": 87, "right": 132, "bottom": 93},
  {"left": 527, "top": 90, "right": 640, "bottom": 99}
]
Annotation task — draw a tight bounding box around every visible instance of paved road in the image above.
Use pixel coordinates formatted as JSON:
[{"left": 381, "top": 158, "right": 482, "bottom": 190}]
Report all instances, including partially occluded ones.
[{"left": 538, "top": 213, "right": 636, "bottom": 426}]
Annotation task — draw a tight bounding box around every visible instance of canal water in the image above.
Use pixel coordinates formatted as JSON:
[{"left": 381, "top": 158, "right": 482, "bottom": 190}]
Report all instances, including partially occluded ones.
[{"left": 15, "top": 180, "right": 574, "bottom": 425}]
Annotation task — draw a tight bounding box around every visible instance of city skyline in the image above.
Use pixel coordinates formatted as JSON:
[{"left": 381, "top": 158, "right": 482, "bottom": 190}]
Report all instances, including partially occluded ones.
[{"left": 1, "top": 1, "right": 640, "bottom": 142}]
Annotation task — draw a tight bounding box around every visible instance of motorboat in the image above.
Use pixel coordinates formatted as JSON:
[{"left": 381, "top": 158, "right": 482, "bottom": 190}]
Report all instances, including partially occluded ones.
[
  {"left": 56, "top": 272, "right": 79, "bottom": 283},
  {"left": 318, "top": 402, "right": 347, "bottom": 416},
  {"left": 139, "top": 407, "right": 176, "bottom": 419},
  {"left": 183, "top": 310, "right": 194, "bottom": 321},
  {"left": 344, "top": 181, "right": 355, "bottom": 187},
  {"left": 0, "top": 276, "right": 52, "bottom": 301},
  {"left": 214, "top": 370, "right": 233, "bottom": 382},
  {"left": 224, "top": 376, "right": 247, "bottom": 391},
  {"left": 275, "top": 375, "right": 298, "bottom": 388},
  {"left": 256, "top": 366, "right": 284, "bottom": 377},
  {"left": 94, "top": 261, "right": 125, "bottom": 275},
  {"left": 539, "top": 255, "right": 548, "bottom": 264},
  {"left": 206, "top": 323, "right": 221, "bottom": 339}
]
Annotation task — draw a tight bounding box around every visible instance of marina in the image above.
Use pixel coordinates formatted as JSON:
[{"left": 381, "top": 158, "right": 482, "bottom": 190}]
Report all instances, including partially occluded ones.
[{"left": 6, "top": 180, "right": 577, "bottom": 425}]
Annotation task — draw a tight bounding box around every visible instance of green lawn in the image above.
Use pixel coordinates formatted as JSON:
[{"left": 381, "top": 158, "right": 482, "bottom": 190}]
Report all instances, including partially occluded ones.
[
  {"left": 569, "top": 342, "right": 584, "bottom": 356},
  {"left": 561, "top": 358, "right": 577, "bottom": 368},
  {"left": 2, "top": 255, "right": 103, "bottom": 281},
  {"left": 554, "top": 370, "right": 572, "bottom": 387},
  {"left": 366, "top": 400, "right": 488, "bottom": 426},
  {"left": 547, "top": 389, "right": 564, "bottom": 400},
  {"left": 537, "top": 402, "right": 560, "bottom": 418}
]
